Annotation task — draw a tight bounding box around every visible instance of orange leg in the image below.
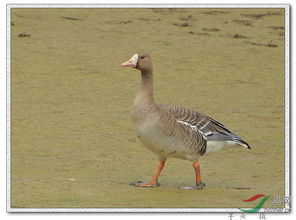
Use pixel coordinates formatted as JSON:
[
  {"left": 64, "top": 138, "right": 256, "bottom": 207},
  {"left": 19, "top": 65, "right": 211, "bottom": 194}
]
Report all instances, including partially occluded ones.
[
  {"left": 132, "top": 160, "right": 166, "bottom": 187},
  {"left": 193, "top": 161, "right": 205, "bottom": 190}
]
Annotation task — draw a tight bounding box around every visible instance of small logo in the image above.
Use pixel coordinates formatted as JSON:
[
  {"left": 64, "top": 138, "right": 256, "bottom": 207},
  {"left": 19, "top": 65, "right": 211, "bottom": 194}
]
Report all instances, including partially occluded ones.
[{"left": 238, "top": 194, "right": 270, "bottom": 213}]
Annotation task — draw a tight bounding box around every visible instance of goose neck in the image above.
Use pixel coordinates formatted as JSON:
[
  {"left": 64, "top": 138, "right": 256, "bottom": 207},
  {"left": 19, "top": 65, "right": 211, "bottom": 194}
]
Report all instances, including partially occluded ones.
[{"left": 141, "top": 70, "right": 153, "bottom": 96}]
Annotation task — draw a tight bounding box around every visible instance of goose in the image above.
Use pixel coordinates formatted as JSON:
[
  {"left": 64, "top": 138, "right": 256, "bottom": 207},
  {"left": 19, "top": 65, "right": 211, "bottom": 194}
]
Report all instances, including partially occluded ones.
[{"left": 121, "top": 53, "right": 250, "bottom": 190}]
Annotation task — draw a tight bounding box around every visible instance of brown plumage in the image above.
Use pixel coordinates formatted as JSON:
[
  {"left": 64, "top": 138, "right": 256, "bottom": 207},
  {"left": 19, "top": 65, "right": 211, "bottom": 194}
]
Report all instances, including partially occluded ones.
[{"left": 121, "top": 53, "right": 250, "bottom": 189}]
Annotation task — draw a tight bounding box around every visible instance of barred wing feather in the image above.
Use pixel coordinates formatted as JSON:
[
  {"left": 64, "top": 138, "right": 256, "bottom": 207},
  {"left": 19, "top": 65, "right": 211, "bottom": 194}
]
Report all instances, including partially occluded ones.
[{"left": 159, "top": 104, "right": 250, "bottom": 149}]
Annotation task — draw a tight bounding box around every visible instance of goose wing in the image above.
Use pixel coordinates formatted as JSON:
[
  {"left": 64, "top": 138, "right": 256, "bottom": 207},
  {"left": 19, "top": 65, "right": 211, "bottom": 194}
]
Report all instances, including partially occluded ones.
[
  {"left": 157, "top": 108, "right": 208, "bottom": 156},
  {"left": 158, "top": 104, "right": 250, "bottom": 149}
]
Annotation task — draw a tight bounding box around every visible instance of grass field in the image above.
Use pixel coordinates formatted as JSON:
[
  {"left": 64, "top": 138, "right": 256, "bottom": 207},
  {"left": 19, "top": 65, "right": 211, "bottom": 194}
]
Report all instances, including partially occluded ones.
[{"left": 10, "top": 8, "right": 285, "bottom": 209}]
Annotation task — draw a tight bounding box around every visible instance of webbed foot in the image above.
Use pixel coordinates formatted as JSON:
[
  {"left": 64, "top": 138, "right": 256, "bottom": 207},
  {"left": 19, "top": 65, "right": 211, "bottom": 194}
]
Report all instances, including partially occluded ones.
[
  {"left": 195, "top": 182, "right": 206, "bottom": 190},
  {"left": 130, "top": 181, "right": 160, "bottom": 187}
]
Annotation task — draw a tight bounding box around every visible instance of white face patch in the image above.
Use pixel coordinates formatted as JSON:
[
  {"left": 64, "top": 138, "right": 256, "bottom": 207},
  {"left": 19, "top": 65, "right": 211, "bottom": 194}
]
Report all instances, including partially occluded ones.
[{"left": 129, "top": 54, "right": 139, "bottom": 66}]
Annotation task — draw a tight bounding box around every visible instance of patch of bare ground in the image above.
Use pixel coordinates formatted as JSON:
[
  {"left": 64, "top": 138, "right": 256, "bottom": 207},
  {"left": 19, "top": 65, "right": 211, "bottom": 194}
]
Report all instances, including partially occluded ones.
[
  {"left": 61, "top": 16, "right": 81, "bottom": 21},
  {"left": 201, "top": 10, "right": 230, "bottom": 15},
  {"left": 187, "top": 31, "right": 210, "bottom": 36},
  {"left": 241, "top": 12, "right": 282, "bottom": 19},
  {"left": 152, "top": 8, "right": 188, "bottom": 14},
  {"left": 232, "top": 19, "right": 254, "bottom": 27},
  {"left": 180, "top": 15, "right": 195, "bottom": 21},
  {"left": 226, "top": 33, "right": 250, "bottom": 39},
  {"left": 106, "top": 20, "right": 132, "bottom": 24},
  {"left": 202, "top": 28, "right": 220, "bottom": 32},
  {"left": 269, "top": 26, "right": 285, "bottom": 30},
  {"left": 244, "top": 40, "right": 278, "bottom": 48},
  {"left": 18, "top": 32, "right": 31, "bottom": 38},
  {"left": 173, "top": 22, "right": 191, "bottom": 27},
  {"left": 138, "top": 17, "right": 161, "bottom": 22}
]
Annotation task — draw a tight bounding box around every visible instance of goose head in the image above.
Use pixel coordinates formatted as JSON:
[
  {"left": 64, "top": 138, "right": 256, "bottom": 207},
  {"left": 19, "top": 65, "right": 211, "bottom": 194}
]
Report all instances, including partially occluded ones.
[{"left": 121, "top": 53, "right": 153, "bottom": 72}]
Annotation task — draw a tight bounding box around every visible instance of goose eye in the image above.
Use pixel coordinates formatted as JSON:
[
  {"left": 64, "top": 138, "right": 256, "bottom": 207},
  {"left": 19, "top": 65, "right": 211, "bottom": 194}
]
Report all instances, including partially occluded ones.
[{"left": 139, "top": 56, "right": 145, "bottom": 59}]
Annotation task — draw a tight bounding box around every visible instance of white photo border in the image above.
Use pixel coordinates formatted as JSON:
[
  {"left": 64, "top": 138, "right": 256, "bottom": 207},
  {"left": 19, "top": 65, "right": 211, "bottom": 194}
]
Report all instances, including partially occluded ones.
[{"left": 6, "top": 3, "right": 291, "bottom": 213}]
